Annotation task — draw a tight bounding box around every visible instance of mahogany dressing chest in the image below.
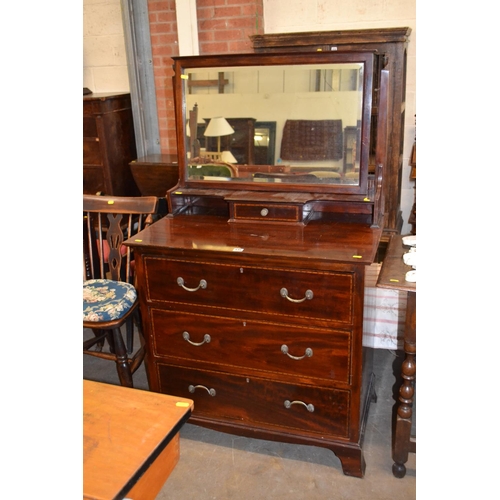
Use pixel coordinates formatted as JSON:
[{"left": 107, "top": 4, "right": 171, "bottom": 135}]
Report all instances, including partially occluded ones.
[{"left": 126, "top": 50, "right": 390, "bottom": 477}]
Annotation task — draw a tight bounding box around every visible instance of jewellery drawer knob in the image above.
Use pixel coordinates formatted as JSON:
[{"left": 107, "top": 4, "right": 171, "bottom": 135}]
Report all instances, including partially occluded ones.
[
  {"left": 281, "top": 344, "right": 313, "bottom": 360},
  {"left": 284, "top": 400, "right": 315, "bottom": 412},
  {"left": 177, "top": 277, "right": 207, "bottom": 292},
  {"left": 260, "top": 208, "right": 269, "bottom": 216},
  {"left": 183, "top": 331, "right": 211, "bottom": 346},
  {"left": 280, "top": 287, "right": 314, "bottom": 303},
  {"left": 188, "top": 384, "right": 216, "bottom": 397}
]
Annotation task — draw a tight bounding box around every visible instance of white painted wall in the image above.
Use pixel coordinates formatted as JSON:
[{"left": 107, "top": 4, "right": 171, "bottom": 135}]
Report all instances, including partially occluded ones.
[
  {"left": 263, "top": 0, "right": 417, "bottom": 234},
  {"left": 83, "top": 0, "right": 130, "bottom": 93}
]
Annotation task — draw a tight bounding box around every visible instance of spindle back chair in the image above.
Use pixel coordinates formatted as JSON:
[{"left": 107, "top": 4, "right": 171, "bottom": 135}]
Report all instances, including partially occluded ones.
[{"left": 83, "top": 194, "right": 158, "bottom": 387}]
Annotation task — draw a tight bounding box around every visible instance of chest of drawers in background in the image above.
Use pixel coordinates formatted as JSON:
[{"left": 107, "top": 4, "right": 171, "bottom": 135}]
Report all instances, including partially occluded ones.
[
  {"left": 127, "top": 215, "right": 381, "bottom": 478},
  {"left": 83, "top": 92, "right": 139, "bottom": 196}
]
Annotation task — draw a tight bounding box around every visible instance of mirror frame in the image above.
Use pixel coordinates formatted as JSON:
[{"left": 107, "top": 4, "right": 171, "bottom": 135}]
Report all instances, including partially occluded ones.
[{"left": 172, "top": 51, "right": 375, "bottom": 196}]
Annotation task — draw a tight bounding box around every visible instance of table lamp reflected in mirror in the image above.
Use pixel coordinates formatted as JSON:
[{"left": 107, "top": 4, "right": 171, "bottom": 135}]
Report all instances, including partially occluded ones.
[
  {"left": 221, "top": 150, "right": 237, "bottom": 163},
  {"left": 204, "top": 117, "right": 235, "bottom": 155}
]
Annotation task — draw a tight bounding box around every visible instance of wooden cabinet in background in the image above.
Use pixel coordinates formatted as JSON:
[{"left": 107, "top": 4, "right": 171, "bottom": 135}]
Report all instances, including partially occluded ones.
[
  {"left": 83, "top": 92, "right": 139, "bottom": 196},
  {"left": 129, "top": 154, "right": 179, "bottom": 197},
  {"left": 130, "top": 154, "right": 180, "bottom": 216}
]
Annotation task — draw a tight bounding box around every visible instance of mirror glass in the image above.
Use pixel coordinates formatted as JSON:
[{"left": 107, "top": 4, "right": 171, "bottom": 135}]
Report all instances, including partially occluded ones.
[{"left": 181, "top": 58, "right": 369, "bottom": 189}]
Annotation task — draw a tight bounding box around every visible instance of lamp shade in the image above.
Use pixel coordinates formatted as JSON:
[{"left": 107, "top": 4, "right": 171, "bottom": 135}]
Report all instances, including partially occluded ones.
[
  {"left": 204, "top": 117, "right": 235, "bottom": 137},
  {"left": 221, "top": 150, "right": 237, "bottom": 163}
]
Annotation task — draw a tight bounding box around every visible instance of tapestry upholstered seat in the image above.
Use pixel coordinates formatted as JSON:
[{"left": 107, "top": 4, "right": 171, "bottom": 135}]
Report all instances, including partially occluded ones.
[{"left": 83, "top": 194, "right": 158, "bottom": 387}]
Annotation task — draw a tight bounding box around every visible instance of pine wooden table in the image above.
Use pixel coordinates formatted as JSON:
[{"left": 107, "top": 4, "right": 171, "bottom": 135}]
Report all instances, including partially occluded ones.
[{"left": 83, "top": 380, "right": 193, "bottom": 499}]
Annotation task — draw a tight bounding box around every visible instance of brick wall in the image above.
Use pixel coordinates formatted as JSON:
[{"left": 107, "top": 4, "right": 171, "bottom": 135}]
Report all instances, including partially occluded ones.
[{"left": 148, "top": 0, "right": 264, "bottom": 154}]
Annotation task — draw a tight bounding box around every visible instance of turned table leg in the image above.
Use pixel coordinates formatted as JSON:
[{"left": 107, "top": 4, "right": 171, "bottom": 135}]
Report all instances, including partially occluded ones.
[{"left": 392, "top": 291, "right": 416, "bottom": 478}]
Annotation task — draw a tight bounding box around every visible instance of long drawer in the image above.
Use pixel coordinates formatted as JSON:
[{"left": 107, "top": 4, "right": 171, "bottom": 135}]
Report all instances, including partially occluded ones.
[
  {"left": 150, "top": 308, "right": 351, "bottom": 384},
  {"left": 144, "top": 257, "right": 354, "bottom": 325},
  {"left": 157, "top": 363, "right": 351, "bottom": 439}
]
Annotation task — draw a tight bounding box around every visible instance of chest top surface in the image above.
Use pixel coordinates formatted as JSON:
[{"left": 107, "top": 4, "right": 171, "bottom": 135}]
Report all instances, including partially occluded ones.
[{"left": 126, "top": 215, "right": 382, "bottom": 266}]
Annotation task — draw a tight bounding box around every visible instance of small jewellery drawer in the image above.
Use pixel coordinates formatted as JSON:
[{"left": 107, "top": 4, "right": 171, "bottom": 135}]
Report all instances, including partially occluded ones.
[
  {"left": 231, "top": 203, "right": 301, "bottom": 223},
  {"left": 150, "top": 309, "right": 351, "bottom": 383},
  {"left": 144, "top": 258, "right": 354, "bottom": 325},
  {"left": 158, "top": 363, "right": 351, "bottom": 439}
]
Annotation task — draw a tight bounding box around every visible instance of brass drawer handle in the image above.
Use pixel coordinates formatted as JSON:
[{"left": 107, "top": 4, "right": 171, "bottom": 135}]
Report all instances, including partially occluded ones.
[
  {"left": 280, "top": 287, "right": 314, "bottom": 303},
  {"left": 188, "top": 384, "right": 216, "bottom": 397},
  {"left": 281, "top": 344, "right": 313, "bottom": 360},
  {"left": 177, "top": 277, "right": 207, "bottom": 292},
  {"left": 183, "top": 331, "right": 211, "bottom": 346},
  {"left": 284, "top": 400, "right": 315, "bottom": 412}
]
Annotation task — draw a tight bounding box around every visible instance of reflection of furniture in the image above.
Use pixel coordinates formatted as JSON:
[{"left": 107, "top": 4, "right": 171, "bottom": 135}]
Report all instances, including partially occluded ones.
[
  {"left": 188, "top": 164, "right": 235, "bottom": 178},
  {"left": 83, "top": 92, "right": 139, "bottom": 196},
  {"left": 235, "top": 163, "right": 291, "bottom": 177},
  {"left": 254, "top": 121, "right": 277, "bottom": 165},
  {"left": 252, "top": 27, "right": 411, "bottom": 235},
  {"left": 204, "top": 151, "right": 222, "bottom": 161},
  {"left": 83, "top": 194, "right": 158, "bottom": 387},
  {"left": 205, "top": 118, "right": 256, "bottom": 165},
  {"left": 343, "top": 123, "right": 361, "bottom": 173},
  {"left": 377, "top": 235, "right": 416, "bottom": 478},
  {"left": 127, "top": 218, "right": 382, "bottom": 478},
  {"left": 253, "top": 172, "right": 321, "bottom": 183},
  {"left": 188, "top": 72, "right": 228, "bottom": 93},
  {"left": 83, "top": 380, "right": 193, "bottom": 500},
  {"left": 280, "top": 119, "right": 343, "bottom": 161},
  {"left": 204, "top": 116, "right": 235, "bottom": 153}
]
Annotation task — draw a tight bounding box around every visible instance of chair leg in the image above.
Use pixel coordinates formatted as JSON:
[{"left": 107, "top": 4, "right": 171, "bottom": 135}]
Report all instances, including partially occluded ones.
[
  {"left": 126, "top": 317, "right": 134, "bottom": 354},
  {"left": 91, "top": 328, "right": 105, "bottom": 352},
  {"left": 111, "top": 327, "right": 133, "bottom": 387},
  {"left": 106, "top": 329, "right": 116, "bottom": 353}
]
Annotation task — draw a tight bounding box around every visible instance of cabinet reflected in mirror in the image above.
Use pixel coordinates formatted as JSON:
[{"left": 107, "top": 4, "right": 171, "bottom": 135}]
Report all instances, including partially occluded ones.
[{"left": 254, "top": 121, "right": 276, "bottom": 165}]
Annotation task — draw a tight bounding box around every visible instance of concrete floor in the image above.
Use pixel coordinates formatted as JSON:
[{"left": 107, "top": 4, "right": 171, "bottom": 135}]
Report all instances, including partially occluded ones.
[{"left": 83, "top": 330, "right": 416, "bottom": 499}]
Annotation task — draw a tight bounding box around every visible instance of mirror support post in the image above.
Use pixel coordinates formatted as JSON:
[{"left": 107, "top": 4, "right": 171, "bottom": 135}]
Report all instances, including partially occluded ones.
[{"left": 372, "top": 69, "right": 390, "bottom": 228}]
